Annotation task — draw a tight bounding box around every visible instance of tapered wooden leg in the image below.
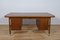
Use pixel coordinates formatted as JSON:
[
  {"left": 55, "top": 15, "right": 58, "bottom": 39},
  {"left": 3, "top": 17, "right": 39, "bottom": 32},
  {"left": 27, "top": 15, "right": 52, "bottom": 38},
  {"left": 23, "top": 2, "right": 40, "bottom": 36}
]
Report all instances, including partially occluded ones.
[
  {"left": 48, "top": 18, "right": 51, "bottom": 36},
  {"left": 9, "top": 18, "right": 11, "bottom": 35},
  {"left": 9, "top": 26, "right": 11, "bottom": 35},
  {"left": 36, "top": 19, "right": 39, "bottom": 28},
  {"left": 36, "top": 19, "right": 40, "bottom": 30},
  {"left": 48, "top": 25, "right": 50, "bottom": 36}
]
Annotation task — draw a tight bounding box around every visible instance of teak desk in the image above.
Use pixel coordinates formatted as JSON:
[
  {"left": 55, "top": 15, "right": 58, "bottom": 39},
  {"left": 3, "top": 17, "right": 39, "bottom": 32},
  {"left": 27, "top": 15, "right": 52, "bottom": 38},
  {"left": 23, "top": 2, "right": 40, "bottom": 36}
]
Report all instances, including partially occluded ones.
[{"left": 5, "top": 12, "right": 55, "bottom": 35}]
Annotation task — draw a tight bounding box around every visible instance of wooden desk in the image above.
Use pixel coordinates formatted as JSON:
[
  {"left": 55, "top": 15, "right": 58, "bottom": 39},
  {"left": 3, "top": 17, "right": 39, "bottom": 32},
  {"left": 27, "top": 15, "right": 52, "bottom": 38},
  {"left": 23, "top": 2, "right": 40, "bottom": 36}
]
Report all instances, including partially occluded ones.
[{"left": 5, "top": 12, "right": 55, "bottom": 35}]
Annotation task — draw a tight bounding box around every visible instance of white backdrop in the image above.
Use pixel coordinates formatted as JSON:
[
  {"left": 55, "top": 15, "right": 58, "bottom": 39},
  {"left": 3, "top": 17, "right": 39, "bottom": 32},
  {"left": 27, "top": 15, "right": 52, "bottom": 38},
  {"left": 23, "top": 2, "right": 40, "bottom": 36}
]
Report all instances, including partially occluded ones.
[{"left": 0, "top": 0, "right": 60, "bottom": 25}]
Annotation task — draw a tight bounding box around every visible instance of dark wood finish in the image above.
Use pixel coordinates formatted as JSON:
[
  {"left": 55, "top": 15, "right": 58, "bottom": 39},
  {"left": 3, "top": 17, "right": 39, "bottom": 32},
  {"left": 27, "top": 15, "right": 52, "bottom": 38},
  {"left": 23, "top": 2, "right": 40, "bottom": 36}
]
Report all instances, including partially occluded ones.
[
  {"left": 36, "top": 17, "right": 50, "bottom": 30},
  {"left": 10, "top": 17, "right": 22, "bottom": 30},
  {"left": 5, "top": 12, "right": 55, "bottom": 17},
  {"left": 5, "top": 12, "right": 55, "bottom": 35}
]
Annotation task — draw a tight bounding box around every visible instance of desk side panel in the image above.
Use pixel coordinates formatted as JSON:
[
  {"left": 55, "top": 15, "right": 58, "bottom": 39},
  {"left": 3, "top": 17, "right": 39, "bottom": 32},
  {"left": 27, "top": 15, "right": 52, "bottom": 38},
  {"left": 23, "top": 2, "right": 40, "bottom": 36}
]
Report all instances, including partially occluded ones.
[{"left": 9, "top": 17, "right": 22, "bottom": 30}]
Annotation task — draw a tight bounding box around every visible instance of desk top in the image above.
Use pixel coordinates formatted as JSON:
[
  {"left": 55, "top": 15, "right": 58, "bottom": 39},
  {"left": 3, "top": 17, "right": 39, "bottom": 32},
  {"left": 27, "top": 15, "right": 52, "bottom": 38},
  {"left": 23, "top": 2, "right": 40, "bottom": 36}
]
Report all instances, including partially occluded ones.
[{"left": 5, "top": 12, "right": 55, "bottom": 17}]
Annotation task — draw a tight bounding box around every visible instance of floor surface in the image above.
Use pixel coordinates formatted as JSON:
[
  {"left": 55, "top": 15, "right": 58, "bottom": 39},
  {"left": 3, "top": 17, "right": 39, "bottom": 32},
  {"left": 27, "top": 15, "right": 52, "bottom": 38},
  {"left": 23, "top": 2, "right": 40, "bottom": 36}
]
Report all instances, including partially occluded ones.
[{"left": 0, "top": 25, "right": 60, "bottom": 40}]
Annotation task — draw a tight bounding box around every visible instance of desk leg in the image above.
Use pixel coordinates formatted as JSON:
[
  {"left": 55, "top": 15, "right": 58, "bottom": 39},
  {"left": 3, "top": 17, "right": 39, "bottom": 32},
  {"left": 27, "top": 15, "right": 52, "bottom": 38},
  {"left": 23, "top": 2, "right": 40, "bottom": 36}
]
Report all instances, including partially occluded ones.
[
  {"left": 9, "top": 18, "right": 11, "bottom": 35},
  {"left": 48, "top": 18, "right": 51, "bottom": 35},
  {"left": 36, "top": 19, "right": 40, "bottom": 30}
]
